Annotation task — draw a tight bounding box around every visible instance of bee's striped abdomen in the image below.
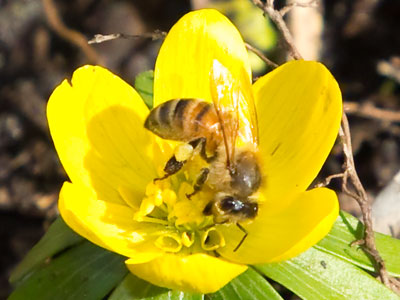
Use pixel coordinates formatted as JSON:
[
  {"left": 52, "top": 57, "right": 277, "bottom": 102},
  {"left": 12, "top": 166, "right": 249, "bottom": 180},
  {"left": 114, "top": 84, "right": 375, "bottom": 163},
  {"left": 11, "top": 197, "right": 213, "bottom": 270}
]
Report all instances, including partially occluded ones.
[{"left": 144, "top": 99, "right": 219, "bottom": 144}]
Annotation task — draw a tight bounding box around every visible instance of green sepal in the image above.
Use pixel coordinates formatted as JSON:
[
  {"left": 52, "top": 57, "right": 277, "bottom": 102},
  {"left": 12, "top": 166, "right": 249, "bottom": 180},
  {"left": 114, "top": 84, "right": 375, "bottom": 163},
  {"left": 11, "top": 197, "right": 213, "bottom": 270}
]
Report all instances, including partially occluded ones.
[{"left": 135, "top": 70, "right": 154, "bottom": 109}]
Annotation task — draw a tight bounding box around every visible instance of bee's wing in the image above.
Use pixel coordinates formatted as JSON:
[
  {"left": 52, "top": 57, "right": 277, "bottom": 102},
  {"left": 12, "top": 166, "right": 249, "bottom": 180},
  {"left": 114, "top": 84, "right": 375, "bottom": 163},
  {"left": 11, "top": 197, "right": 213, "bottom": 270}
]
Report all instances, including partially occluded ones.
[
  {"left": 238, "top": 64, "right": 259, "bottom": 146},
  {"left": 210, "top": 60, "right": 258, "bottom": 170}
]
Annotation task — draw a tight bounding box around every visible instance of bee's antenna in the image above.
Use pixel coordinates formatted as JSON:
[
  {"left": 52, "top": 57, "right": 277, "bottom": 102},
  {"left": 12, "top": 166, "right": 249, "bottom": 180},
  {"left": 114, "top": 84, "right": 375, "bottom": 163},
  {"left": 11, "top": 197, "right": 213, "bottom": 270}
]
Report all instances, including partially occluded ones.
[{"left": 233, "top": 223, "right": 248, "bottom": 252}]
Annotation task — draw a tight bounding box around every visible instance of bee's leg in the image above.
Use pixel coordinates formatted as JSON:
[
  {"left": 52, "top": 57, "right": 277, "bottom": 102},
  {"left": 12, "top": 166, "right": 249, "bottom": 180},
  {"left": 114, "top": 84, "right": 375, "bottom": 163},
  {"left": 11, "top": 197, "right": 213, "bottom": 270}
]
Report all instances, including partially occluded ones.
[
  {"left": 189, "top": 138, "right": 215, "bottom": 163},
  {"left": 186, "top": 167, "right": 210, "bottom": 199},
  {"left": 153, "top": 156, "right": 186, "bottom": 182},
  {"left": 233, "top": 223, "right": 248, "bottom": 252},
  {"left": 154, "top": 143, "right": 195, "bottom": 182}
]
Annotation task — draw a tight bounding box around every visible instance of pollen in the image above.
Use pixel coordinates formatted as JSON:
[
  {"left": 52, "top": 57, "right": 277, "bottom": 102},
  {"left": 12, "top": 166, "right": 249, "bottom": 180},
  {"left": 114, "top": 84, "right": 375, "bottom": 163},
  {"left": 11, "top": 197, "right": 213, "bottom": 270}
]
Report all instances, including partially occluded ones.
[{"left": 174, "top": 143, "right": 194, "bottom": 162}]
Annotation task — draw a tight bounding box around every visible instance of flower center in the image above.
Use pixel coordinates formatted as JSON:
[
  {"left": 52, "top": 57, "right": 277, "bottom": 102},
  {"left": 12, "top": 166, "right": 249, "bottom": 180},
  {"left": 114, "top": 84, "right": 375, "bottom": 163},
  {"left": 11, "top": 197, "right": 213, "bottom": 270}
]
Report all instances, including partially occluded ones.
[{"left": 132, "top": 141, "right": 226, "bottom": 254}]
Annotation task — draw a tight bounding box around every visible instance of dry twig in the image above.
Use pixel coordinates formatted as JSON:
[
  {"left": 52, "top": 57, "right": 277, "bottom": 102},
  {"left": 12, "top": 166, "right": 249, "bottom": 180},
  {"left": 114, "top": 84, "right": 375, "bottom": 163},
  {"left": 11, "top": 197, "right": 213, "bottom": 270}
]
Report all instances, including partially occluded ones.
[
  {"left": 87, "top": 33, "right": 281, "bottom": 71},
  {"left": 88, "top": 31, "right": 167, "bottom": 44},
  {"left": 339, "top": 114, "right": 391, "bottom": 288},
  {"left": 42, "top": 0, "right": 103, "bottom": 64},
  {"left": 252, "top": 0, "right": 393, "bottom": 289},
  {"left": 344, "top": 101, "right": 400, "bottom": 122},
  {"left": 280, "top": 0, "right": 318, "bottom": 17},
  {"left": 245, "top": 42, "right": 278, "bottom": 69},
  {"left": 315, "top": 173, "right": 345, "bottom": 188},
  {"left": 251, "top": 0, "right": 302, "bottom": 59},
  {"left": 377, "top": 58, "right": 400, "bottom": 84}
]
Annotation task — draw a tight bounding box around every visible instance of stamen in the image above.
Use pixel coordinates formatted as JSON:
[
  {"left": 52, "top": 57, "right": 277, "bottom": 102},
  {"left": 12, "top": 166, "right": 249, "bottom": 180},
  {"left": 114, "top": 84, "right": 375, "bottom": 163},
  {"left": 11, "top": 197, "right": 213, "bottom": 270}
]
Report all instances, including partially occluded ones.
[
  {"left": 181, "top": 231, "right": 195, "bottom": 247},
  {"left": 161, "top": 189, "right": 177, "bottom": 207},
  {"left": 139, "top": 142, "right": 234, "bottom": 256},
  {"left": 134, "top": 198, "right": 155, "bottom": 221},
  {"left": 137, "top": 216, "right": 169, "bottom": 226},
  {"left": 156, "top": 203, "right": 169, "bottom": 214}
]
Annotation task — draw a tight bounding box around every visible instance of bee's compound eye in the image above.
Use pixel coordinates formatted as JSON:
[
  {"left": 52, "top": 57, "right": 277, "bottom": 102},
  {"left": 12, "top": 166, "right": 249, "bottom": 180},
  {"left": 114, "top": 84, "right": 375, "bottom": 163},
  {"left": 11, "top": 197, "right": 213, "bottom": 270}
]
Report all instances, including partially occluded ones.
[
  {"left": 247, "top": 202, "right": 258, "bottom": 218},
  {"left": 203, "top": 202, "right": 213, "bottom": 215},
  {"left": 220, "top": 196, "right": 244, "bottom": 214}
]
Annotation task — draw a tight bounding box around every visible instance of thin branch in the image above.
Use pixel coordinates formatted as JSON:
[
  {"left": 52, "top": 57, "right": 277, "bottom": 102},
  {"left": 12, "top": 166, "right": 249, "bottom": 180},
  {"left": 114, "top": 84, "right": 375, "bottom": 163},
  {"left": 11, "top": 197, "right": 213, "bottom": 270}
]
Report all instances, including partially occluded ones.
[
  {"left": 251, "top": 0, "right": 303, "bottom": 59},
  {"left": 245, "top": 42, "right": 278, "bottom": 69},
  {"left": 252, "top": 0, "right": 394, "bottom": 289},
  {"left": 88, "top": 31, "right": 167, "bottom": 44},
  {"left": 42, "top": 0, "right": 103, "bottom": 64},
  {"left": 344, "top": 101, "right": 400, "bottom": 122},
  {"left": 88, "top": 33, "right": 282, "bottom": 72},
  {"left": 389, "top": 277, "right": 400, "bottom": 294},
  {"left": 280, "top": 0, "right": 319, "bottom": 17},
  {"left": 339, "top": 113, "right": 391, "bottom": 288},
  {"left": 315, "top": 173, "right": 345, "bottom": 188},
  {"left": 377, "top": 58, "right": 400, "bottom": 84}
]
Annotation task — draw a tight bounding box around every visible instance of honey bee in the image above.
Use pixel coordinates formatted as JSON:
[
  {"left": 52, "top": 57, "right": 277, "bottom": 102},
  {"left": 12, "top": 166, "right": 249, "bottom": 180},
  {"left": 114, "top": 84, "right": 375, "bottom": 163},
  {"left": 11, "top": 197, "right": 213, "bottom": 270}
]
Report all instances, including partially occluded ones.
[{"left": 144, "top": 60, "right": 261, "bottom": 251}]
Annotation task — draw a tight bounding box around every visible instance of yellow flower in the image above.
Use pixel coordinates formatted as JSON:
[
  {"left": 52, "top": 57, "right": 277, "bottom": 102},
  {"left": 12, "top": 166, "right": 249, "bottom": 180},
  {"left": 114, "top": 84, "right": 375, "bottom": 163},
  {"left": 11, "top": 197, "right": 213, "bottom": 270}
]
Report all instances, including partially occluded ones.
[{"left": 47, "top": 9, "right": 342, "bottom": 294}]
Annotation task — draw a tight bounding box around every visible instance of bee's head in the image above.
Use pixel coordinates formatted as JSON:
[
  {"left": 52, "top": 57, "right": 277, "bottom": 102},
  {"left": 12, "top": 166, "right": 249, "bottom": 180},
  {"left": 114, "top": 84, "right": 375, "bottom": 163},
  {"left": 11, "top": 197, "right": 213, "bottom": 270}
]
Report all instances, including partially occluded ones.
[
  {"left": 203, "top": 193, "right": 258, "bottom": 222},
  {"left": 219, "top": 195, "right": 258, "bottom": 218}
]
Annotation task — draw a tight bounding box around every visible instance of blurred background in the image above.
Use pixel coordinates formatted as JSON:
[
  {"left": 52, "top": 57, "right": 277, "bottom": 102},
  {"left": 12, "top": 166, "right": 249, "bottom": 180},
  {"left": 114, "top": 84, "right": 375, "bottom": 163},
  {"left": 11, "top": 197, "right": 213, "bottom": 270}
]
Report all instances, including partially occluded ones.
[{"left": 1, "top": 0, "right": 400, "bottom": 298}]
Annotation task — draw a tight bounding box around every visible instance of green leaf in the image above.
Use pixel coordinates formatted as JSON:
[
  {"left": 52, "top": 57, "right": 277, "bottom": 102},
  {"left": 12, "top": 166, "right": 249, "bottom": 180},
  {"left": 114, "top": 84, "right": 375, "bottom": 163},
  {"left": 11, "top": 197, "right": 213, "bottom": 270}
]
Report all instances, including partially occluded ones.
[
  {"left": 9, "top": 241, "right": 128, "bottom": 300},
  {"left": 316, "top": 211, "right": 400, "bottom": 277},
  {"left": 135, "top": 70, "right": 154, "bottom": 109},
  {"left": 10, "top": 217, "right": 84, "bottom": 285},
  {"left": 109, "top": 273, "right": 204, "bottom": 300},
  {"left": 209, "top": 267, "right": 283, "bottom": 300},
  {"left": 256, "top": 247, "right": 400, "bottom": 300}
]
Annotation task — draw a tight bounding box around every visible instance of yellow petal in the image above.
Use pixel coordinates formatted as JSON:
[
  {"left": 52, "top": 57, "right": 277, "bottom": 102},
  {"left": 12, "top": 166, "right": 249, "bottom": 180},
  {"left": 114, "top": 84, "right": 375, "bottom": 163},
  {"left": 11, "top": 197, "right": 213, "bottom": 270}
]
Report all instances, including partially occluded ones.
[
  {"left": 254, "top": 60, "right": 342, "bottom": 205},
  {"left": 154, "top": 9, "right": 251, "bottom": 106},
  {"left": 47, "top": 65, "right": 156, "bottom": 204},
  {"left": 217, "top": 188, "right": 339, "bottom": 264},
  {"left": 126, "top": 253, "right": 247, "bottom": 293},
  {"left": 59, "top": 181, "right": 164, "bottom": 261}
]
